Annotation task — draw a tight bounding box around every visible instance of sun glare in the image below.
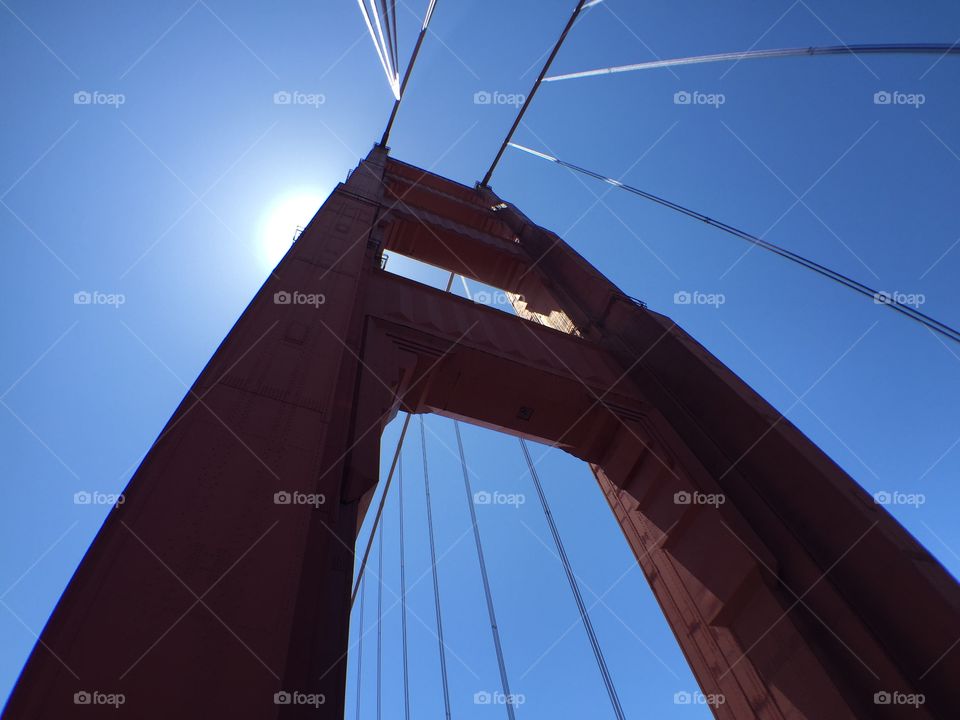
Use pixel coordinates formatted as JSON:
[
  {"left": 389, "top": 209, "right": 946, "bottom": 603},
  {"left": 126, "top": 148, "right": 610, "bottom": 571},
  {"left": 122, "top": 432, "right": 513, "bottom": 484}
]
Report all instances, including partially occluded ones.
[{"left": 258, "top": 189, "right": 328, "bottom": 271}]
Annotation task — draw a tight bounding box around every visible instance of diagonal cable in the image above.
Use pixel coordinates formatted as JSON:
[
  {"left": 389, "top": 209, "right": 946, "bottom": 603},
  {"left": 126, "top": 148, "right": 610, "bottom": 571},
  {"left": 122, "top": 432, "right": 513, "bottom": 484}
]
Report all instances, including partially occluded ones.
[{"left": 508, "top": 142, "right": 960, "bottom": 345}]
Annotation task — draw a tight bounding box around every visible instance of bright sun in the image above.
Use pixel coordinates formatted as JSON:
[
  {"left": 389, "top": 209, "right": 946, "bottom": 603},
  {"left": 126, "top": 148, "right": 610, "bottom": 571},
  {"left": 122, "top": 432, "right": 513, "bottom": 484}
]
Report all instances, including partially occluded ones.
[{"left": 258, "top": 189, "right": 328, "bottom": 270}]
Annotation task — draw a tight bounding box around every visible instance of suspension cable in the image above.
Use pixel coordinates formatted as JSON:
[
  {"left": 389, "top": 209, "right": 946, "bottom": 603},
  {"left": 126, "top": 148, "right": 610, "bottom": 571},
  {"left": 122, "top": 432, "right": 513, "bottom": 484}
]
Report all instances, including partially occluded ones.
[
  {"left": 519, "top": 438, "right": 626, "bottom": 720},
  {"left": 381, "top": 0, "right": 442, "bottom": 146},
  {"left": 508, "top": 142, "right": 960, "bottom": 345},
  {"left": 389, "top": 0, "right": 401, "bottom": 72},
  {"left": 355, "top": 0, "right": 400, "bottom": 99},
  {"left": 480, "top": 0, "right": 589, "bottom": 187},
  {"left": 369, "top": 0, "right": 397, "bottom": 84},
  {"left": 351, "top": 412, "right": 412, "bottom": 608},
  {"left": 454, "top": 420, "right": 517, "bottom": 719},
  {"left": 355, "top": 572, "right": 366, "bottom": 720},
  {"left": 545, "top": 43, "right": 960, "bottom": 82},
  {"left": 421, "top": 415, "right": 452, "bottom": 719},
  {"left": 376, "top": 511, "right": 384, "bottom": 720},
  {"left": 398, "top": 452, "right": 412, "bottom": 720},
  {"left": 376, "top": 0, "right": 399, "bottom": 81}
]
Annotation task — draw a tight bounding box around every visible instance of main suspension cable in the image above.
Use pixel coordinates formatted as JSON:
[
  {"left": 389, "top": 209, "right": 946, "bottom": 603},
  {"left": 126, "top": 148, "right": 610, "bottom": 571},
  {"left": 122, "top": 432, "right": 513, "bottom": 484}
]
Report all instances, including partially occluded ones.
[
  {"left": 519, "top": 438, "right": 626, "bottom": 720},
  {"left": 351, "top": 412, "right": 412, "bottom": 609},
  {"left": 381, "top": 0, "right": 442, "bottom": 146},
  {"left": 421, "top": 415, "right": 452, "bottom": 719},
  {"left": 544, "top": 43, "right": 960, "bottom": 82},
  {"left": 481, "top": 0, "right": 589, "bottom": 187},
  {"left": 509, "top": 142, "right": 960, "bottom": 345},
  {"left": 376, "top": 0, "right": 399, "bottom": 80},
  {"left": 355, "top": 0, "right": 400, "bottom": 99}
]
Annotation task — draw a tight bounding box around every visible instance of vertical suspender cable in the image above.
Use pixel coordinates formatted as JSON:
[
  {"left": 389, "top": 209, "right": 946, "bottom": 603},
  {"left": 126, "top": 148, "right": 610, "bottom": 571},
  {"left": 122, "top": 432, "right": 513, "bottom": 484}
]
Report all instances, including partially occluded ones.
[
  {"left": 446, "top": 272, "right": 517, "bottom": 715},
  {"left": 519, "top": 438, "right": 627, "bottom": 720},
  {"left": 355, "top": 572, "right": 367, "bottom": 720},
  {"left": 352, "top": 412, "right": 412, "bottom": 608},
  {"left": 455, "top": 275, "right": 622, "bottom": 715},
  {"left": 480, "top": 0, "right": 588, "bottom": 186},
  {"left": 455, "top": 422, "right": 517, "bottom": 719},
  {"left": 421, "top": 415, "right": 453, "bottom": 719},
  {"left": 376, "top": 514, "right": 384, "bottom": 720},
  {"left": 398, "top": 452, "right": 412, "bottom": 720}
]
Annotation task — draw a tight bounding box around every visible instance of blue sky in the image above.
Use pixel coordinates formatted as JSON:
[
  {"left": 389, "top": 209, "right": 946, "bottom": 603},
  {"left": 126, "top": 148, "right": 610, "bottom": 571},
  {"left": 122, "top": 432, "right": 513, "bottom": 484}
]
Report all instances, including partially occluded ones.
[{"left": 2, "top": 0, "right": 960, "bottom": 716}]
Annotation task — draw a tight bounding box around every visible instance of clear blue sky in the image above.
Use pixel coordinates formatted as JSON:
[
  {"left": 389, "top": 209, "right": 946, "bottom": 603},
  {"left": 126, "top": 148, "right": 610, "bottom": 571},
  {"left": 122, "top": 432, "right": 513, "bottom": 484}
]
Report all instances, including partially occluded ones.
[{"left": 2, "top": 1, "right": 960, "bottom": 717}]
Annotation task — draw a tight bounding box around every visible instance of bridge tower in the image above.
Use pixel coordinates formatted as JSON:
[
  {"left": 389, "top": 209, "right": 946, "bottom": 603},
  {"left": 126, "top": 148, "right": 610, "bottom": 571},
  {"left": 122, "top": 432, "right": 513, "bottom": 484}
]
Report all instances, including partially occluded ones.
[{"left": 5, "top": 146, "right": 959, "bottom": 719}]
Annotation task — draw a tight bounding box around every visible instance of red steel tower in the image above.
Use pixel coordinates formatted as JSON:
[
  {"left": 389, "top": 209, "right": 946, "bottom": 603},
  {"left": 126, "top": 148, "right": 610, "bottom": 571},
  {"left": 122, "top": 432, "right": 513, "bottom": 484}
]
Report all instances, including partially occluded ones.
[{"left": 5, "top": 147, "right": 959, "bottom": 719}]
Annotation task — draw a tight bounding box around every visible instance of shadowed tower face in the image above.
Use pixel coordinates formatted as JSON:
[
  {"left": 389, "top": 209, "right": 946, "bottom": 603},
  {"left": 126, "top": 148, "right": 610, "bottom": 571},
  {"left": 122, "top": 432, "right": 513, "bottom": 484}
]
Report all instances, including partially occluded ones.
[{"left": 5, "top": 146, "right": 959, "bottom": 719}]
